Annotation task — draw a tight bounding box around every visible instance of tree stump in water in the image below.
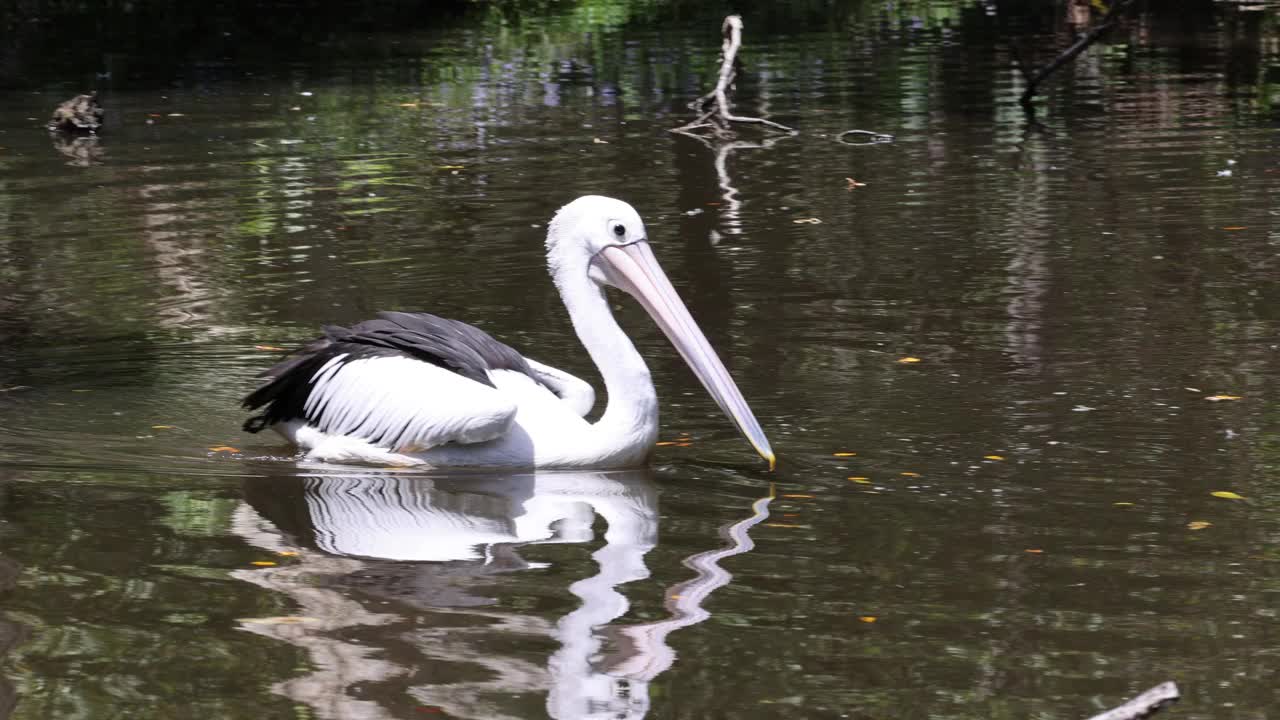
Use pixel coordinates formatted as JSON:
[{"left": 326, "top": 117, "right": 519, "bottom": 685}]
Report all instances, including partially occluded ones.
[{"left": 48, "top": 93, "right": 104, "bottom": 133}]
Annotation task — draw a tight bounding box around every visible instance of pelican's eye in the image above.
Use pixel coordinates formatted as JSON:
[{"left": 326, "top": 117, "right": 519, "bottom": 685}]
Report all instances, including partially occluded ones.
[{"left": 612, "top": 223, "right": 626, "bottom": 238}]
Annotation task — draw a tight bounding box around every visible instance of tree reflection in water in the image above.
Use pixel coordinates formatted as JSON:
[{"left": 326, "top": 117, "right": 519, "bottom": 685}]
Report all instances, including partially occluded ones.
[{"left": 234, "top": 470, "right": 772, "bottom": 719}]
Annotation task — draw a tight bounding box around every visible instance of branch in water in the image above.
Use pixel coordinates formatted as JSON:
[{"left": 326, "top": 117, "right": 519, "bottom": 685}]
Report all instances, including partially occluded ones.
[
  {"left": 1017, "top": 0, "right": 1136, "bottom": 114},
  {"left": 671, "top": 15, "right": 795, "bottom": 138},
  {"left": 1085, "top": 682, "right": 1181, "bottom": 720}
]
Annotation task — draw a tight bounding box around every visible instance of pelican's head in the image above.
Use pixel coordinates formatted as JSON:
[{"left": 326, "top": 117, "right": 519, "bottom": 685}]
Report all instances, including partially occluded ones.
[{"left": 546, "top": 195, "right": 776, "bottom": 470}]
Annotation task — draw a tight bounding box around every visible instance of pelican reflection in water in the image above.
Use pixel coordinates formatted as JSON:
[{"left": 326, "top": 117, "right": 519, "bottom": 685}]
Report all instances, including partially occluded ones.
[{"left": 233, "top": 470, "right": 772, "bottom": 720}]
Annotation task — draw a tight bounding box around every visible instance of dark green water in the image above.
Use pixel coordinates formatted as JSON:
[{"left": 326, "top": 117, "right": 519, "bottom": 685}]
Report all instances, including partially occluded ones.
[{"left": 1, "top": 1, "right": 1279, "bottom": 718}]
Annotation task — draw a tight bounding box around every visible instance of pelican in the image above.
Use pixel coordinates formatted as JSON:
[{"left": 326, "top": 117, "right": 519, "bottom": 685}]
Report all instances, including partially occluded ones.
[{"left": 242, "top": 195, "right": 774, "bottom": 469}]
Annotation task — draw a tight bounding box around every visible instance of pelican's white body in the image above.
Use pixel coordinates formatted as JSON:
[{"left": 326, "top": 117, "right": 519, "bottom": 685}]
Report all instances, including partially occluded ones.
[{"left": 260, "top": 195, "right": 772, "bottom": 470}]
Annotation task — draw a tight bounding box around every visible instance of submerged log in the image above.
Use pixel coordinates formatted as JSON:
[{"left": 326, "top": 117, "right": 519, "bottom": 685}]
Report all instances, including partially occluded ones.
[
  {"left": 48, "top": 93, "right": 104, "bottom": 133},
  {"left": 1085, "top": 682, "right": 1181, "bottom": 720}
]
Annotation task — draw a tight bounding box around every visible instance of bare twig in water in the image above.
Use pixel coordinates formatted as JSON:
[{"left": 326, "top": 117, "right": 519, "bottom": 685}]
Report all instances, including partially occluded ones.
[
  {"left": 1085, "top": 682, "right": 1181, "bottom": 720},
  {"left": 1013, "top": 0, "right": 1136, "bottom": 116},
  {"left": 671, "top": 15, "right": 795, "bottom": 138}
]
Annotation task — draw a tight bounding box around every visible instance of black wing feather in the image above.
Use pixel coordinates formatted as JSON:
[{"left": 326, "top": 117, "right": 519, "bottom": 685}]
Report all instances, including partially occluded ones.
[{"left": 242, "top": 312, "right": 538, "bottom": 434}]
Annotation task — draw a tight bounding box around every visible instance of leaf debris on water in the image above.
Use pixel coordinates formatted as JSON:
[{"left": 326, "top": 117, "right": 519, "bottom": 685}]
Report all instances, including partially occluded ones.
[
  {"left": 254, "top": 345, "right": 286, "bottom": 351},
  {"left": 848, "top": 476, "right": 871, "bottom": 484},
  {"left": 833, "top": 451, "right": 857, "bottom": 457},
  {"left": 209, "top": 446, "right": 240, "bottom": 453},
  {"left": 858, "top": 616, "right": 877, "bottom": 623},
  {"left": 897, "top": 357, "right": 921, "bottom": 364},
  {"left": 1205, "top": 394, "right": 1242, "bottom": 401},
  {"left": 250, "top": 561, "right": 277, "bottom": 567},
  {"left": 1114, "top": 502, "right": 1135, "bottom": 507},
  {"left": 983, "top": 454, "right": 1005, "bottom": 461},
  {"left": 1211, "top": 491, "right": 1245, "bottom": 500},
  {"left": 1187, "top": 521, "right": 1212, "bottom": 530},
  {"left": 792, "top": 217, "right": 823, "bottom": 224},
  {"left": 781, "top": 494, "right": 814, "bottom": 499},
  {"left": 900, "top": 472, "right": 921, "bottom": 478},
  {"left": 1024, "top": 548, "right": 1044, "bottom": 554},
  {"left": 152, "top": 425, "right": 175, "bottom": 430}
]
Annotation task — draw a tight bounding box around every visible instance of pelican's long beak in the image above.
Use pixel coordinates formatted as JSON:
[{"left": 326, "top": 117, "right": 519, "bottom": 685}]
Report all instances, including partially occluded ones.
[{"left": 594, "top": 241, "right": 775, "bottom": 469}]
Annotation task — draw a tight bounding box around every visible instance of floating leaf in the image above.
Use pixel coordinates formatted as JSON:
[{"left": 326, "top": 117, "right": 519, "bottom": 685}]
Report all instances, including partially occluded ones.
[
  {"left": 1184, "top": 387, "right": 1202, "bottom": 392},
  {"left": 655, "top": 441, "right": 679, "bottom": 446},
  {"left": 897, "top": 357, "right": 921, "bottom": 364},
  {"left": 858, "top": 616, "right": 877, "bottom": 623},
  {"left": 900, "top": 472, "right": 921, "bottom": 478},
  {"left": 1187, "top": 521, "right": 1212, "bottom": 530},
  {"left": 792, "top": 217, "right": 823, "bottom": 224},
  {"left": 983, "top": 455, "right": 1005, "bottom": 461},
  {"left": 1205, "top": 394, "right": 1242, "bottom": 401},
  {"left": 254, "top": 345, "right": 286, "bottom": 351},
  {"left": 397, "top": 102, "right": 420, "bottom": 108},
  {"left": 848, "top": 477, "right": 871, "bottom": 484},
  {"left": 250, "top": 561, "right": 277, "bottom": 567},
  {"left": 276, "top": 551, "right": 299, "bottom": 557},
  {"left": 437, "top": 165, "right": 465, "bottom": 170},
  {"left": 1024, "top": 548, "right": 1044, "bottom": 554},
  {"left": 151, "top": 425, "right": 175, "bottom": 430},
  {"left": 782, "top": 494, "right": 814, "bottom": 499},
  {"left": 1211, "top": 491, "right": 1245, "bottom": 500},
  {"left": 1222, "top": 226, "right": 1247, "bottom": 231},
  {"left": 833, "top": 451, "right": 857, "bottom": 457},
  {"left": 1113, "top": 502, "right": 1135, "bottom": 507},
  {"left": 209, "top": 445, "right": 240, "bottom": 453}
]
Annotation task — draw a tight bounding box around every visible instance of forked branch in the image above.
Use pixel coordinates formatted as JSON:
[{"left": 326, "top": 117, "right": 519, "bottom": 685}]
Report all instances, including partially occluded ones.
[{"left": 672, "top": 15, "right": 795, "bottom": 138}]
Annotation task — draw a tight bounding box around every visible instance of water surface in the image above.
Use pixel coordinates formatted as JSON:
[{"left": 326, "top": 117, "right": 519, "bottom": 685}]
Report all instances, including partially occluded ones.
[{"left": 1, "top": 1, "right": 1279, "bottom": 718}]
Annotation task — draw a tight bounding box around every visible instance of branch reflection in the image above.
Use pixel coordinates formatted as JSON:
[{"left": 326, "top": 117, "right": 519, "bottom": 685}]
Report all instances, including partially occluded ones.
[{"left": 233, "top": 470, "right": 771, "bottom": 720}]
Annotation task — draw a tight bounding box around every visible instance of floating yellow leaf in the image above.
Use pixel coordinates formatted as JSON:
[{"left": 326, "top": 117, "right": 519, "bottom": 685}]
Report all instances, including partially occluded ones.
[
  {"left": 900, "top": 472, "right": 921, "bottom": 478},
  {"left": 655, "top": 441, "right": 679, "bottom": 446},
  {"left": 152, "top": 425, "right": 175, "bottom": 430},
  {"left": 250, "top": 561, "right": 277, "bottom": 567},
  {"left": 1205, "top": 394, "right": 1242, "bottom": 401},
  {"left": 397, "top": 102, "right": 419, "bottom": 107},
  {"left": 1024, "top": 548, "right": 1044, "bottom": 554},
  {"left": 983, "top": 455, "right": 1005, "bottom": 461},
  {"left": 782, "top": 494, "right": 814, "bottom": 499},
  {"left": 669, "top": 594, "right": 682, "bottom": 600},
  {"left": 209, "top": 445, "right": 240, "bottom": 453},
  {"left": 1222, "top": 226, "right": 1247, "bottom": 231},
  {"left": 848, "top": 477, "right": 871, "bottom": 484},
  {"left": 897, "top": 357, "right": 921, "bottom": 363},
  {"left": 437, "top": 165, "right": 465, "bottom": 170},
  {"left": 276, "top": 551, "right": 299, "bottom": 557},
  {"left": 1211, "top": 491, "right": 1245, "bottom": 500},
  {"left": 1113, "top": 502, "right": 1135, "bottom": 507},
  {"left": 833, "top": 451, "right": 857, "bottom": 457},
  {"left": 858, "top": 616, "right": 877, "bottom": 623},
  {"left": 1187, "top": 521, "right": 1212, "bottom": 530},
  {"left": 254, "top": 345, "right": 286, "bottom": 351}
]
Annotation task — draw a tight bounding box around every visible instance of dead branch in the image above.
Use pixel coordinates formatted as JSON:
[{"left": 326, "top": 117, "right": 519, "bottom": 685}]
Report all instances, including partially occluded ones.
[
  {"left": 671, "top": 15, "right": 794, "bottom": 139},
  {"left": 1085, "top": 682, "right": 1180, "bottom": 720},
  {"left": 1014, "top": 0, "right": 1136, "bottom": 115}
]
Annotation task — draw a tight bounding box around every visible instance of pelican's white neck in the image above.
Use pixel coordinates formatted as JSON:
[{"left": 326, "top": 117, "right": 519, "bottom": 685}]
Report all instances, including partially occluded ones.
[{"left": 547, "top": 208, "right": 659, "bottom": 464}]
